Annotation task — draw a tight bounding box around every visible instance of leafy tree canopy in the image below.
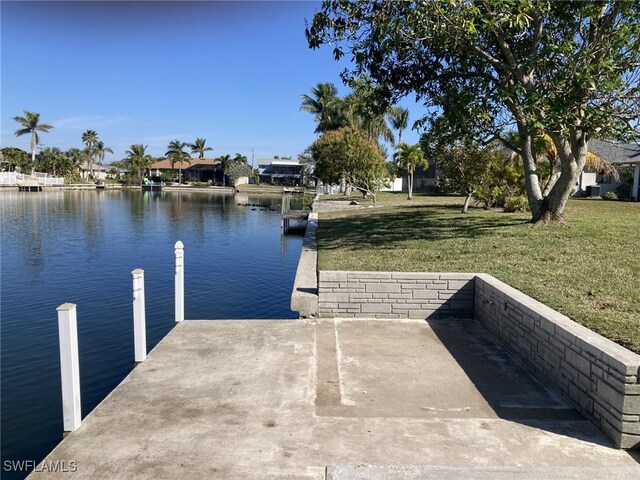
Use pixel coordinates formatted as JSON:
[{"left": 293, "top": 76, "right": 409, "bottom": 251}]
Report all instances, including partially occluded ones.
[
  {"left": 1, "top": 147, "right": 30, "bottom": 172},
  {"left": 307, "top": 0, "right": 640, "bottom": 222},
  {"left": 311, "top": 126, "right": 387, "bottom": 202}
]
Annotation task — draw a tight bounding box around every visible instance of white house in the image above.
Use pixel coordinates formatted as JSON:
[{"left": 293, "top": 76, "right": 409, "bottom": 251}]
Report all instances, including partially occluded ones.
[{"left": 578, "top": 140, "right": 640, "bottom": 200}]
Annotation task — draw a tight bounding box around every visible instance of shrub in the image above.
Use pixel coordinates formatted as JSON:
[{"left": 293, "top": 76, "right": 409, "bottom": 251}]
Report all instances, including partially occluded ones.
[
  {"left": 603, "top": 191, "right": 618, "bottom": 201},
  {"left": 503, "top": 196, "right": 530, "bottom": 212},
  {"left": 615, "top": 184, "right": 630, "bottom": 200}
]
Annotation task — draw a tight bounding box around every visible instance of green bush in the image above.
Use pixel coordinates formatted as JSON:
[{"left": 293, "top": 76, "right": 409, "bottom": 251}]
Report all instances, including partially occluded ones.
[
  {"left": 603, "top": 191, "right": 618, "bottom": 201},
  {"left": 190, "top": 181, "right": 210, "bottom": 188},
  {"left": 503, "top": 196, "right": 530, "bottom": 212},
  {"left": 615, "top": 184, "right": 630, "bottom": 200}
]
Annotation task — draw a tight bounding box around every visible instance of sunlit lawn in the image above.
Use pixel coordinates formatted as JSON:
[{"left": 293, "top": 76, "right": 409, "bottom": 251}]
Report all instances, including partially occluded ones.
[{"left": 318, "top": 192, "right": 640, "bottom": 353}]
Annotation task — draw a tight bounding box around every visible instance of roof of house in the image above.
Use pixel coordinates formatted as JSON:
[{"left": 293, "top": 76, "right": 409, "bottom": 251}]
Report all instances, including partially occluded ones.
[
  {"left": 257, "top": 159, "right": 301, "bottom": 167},
  {"left": 149, "top": 158, "right": 221, "bottom": 170},
  {"left": 77, "top": 161, "right": 107, "bottom": 171},
  {"left": 589, "top": 140, "right": 640, "bottom": 165}
]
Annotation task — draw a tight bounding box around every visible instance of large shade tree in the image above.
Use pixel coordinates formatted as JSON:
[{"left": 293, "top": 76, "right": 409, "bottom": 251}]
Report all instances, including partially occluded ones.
[
  {"left": 307, "top": 1, "right": 640, "bottom": 223},
  {"left": 13, "top": 110, "right": 54, "bottom": 175},
  {"left": 311, "top": 126, "right": 387, "bottom": 202}
]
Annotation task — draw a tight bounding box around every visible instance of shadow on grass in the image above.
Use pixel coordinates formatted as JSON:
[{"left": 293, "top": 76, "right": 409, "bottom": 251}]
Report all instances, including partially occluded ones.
[{"left": 319, "top": 206, "right": 529, "bottom": 251}]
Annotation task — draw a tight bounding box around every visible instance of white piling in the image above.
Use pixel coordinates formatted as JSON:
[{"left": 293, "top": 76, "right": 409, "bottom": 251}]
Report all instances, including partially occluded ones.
[
  {"left": 57, "top": 303, "right": 81, "bottom": 432},
  {"left": 175, "top": 240, "right": 184, "bottom": 323},
  {"left": 132, "top": 269, "right": 147, "bottom": 362}
]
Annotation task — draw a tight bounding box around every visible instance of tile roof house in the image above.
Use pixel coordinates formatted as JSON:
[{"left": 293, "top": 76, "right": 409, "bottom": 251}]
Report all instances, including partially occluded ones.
[
  {"left": 149, "top": 158, "right": 224, "bottom": 184},
  {"left": 579, "top": 140, "right": 640, "bottom": 200},
  {"left": 76, "top": 161, "right": 108, "bottom": 180}
]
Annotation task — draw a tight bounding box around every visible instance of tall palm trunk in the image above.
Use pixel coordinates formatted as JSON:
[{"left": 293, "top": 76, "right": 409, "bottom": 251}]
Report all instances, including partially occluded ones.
[{"left": 30, "top": 135, "right": 36, "bottom": 176}]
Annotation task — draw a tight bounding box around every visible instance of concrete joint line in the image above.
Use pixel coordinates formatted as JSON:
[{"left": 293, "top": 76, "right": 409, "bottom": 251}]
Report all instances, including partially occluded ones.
[{"left": 334, "top": 319, "right": 354, "bottom": 406}]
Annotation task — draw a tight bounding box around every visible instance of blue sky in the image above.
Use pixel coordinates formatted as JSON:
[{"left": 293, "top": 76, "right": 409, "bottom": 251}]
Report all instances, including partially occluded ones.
[{"left": 1, "top": 0, "right": 423, "bottom": 164}]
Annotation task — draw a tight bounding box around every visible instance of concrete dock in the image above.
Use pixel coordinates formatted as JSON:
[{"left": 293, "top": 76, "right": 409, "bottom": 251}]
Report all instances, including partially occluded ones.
[{"left": 30, "top": 319, "right": 639, "bottom": 479}]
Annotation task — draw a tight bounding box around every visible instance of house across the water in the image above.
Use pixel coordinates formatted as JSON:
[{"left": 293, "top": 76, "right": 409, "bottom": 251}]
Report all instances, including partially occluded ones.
[
  {"left": 76, "top": 161, "right": 108, "bottom": 181},
  {"left": 257, "top": 159, "right": 305, "bottom": 186},
  {"left": 148, "top": 158, "right": 224, "bottom": 184}
]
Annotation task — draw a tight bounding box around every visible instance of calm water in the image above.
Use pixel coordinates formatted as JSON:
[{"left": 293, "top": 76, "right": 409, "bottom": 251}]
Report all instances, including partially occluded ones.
[{"left": 0, "top": 189, "right": 303, "bottom": 479}]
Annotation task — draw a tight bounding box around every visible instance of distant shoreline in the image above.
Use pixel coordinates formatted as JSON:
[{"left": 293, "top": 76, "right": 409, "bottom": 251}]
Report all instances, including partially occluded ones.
[{"left": 0, "top": 184, "right": 302, "bottom": 194}]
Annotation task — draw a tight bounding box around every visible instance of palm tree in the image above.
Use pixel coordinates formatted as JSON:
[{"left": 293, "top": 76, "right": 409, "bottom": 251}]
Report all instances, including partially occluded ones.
[
  {"left": 189, "top": 138, "right": 212, "bottom": 158},
  {"left": 388, "top": 107, "right": 409, "bottom": 145},
  {"left": 13, "top": 110, "right": 54, "bottom": 175},
  {"left": 509, "top": 133, "right": 617, "bottom": 196},
  {"left": 394, "top": 142, "right": 428, "bottom": 200},
  {"left": 165, "top": 140, "right": 191, "bottom": 184},
  {"left": 94, "top": 141, "right": 113, "bottom": 179},
  {"left": 39, "top": 147, "right": 68, "bottom": 177},
  {"left": 82, "top": 130, "right": 99, "bottom": 178},
  {"left": 125, "top": 144, "right": 153, "bottom": 186},
  {"left": 217, "top": 154, "right": 232, "bottom": 186},
  {"left": 300, "top": 82, "right": 345, "bottom": 133}
]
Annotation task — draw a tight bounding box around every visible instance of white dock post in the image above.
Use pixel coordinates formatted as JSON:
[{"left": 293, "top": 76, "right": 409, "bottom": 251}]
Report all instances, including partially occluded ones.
[
  {"left": 132, "top": 269, "right": 147, "bottom": 362},
  {"left": 175, "top": 241, "right": 184, "bottom": 323},
  {"left": 57, "top": 303, "right": 81, "bottom": 432}
]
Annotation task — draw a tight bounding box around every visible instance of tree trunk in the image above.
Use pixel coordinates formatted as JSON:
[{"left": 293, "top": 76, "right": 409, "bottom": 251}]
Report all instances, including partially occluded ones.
[
  {"left": 462, "top": 192, "right": 472, "bottom": 213},
  {"left": 408, "top": 171, "right": 413, "bottom": 200},
  {"left": 517, "top": 126, "right": 545, "bottom": 222},
  {"left": 536, "top": 130, "right": 587, "bottom": 224},
  {"left": 30, "top": 134, "right": 36, "bottom": 176}
]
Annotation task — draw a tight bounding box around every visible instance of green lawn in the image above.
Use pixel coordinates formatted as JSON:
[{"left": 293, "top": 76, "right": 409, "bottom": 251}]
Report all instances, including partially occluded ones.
[{"left": 317, "top": 193, "right": 640, "bottom": 353}]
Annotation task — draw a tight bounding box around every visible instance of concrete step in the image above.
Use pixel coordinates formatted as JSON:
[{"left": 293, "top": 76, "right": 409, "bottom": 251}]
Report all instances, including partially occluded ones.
[{"left": 325, "top": 465, "right": 640, "bottom": 480}]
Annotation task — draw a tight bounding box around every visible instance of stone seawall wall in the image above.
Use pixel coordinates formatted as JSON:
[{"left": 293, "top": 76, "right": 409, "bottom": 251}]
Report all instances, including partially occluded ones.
[
  {"left": 474, "top": 273, "right": 640, "bottom": 449},
  {"left": 318, "top": 271, "right": 475, "bottom": 319}
]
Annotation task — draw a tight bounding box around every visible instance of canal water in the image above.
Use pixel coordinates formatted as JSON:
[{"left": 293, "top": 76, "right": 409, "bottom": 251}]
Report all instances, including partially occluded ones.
[{"left": 0, "top": 189, "right": 304, "bottom": 479}]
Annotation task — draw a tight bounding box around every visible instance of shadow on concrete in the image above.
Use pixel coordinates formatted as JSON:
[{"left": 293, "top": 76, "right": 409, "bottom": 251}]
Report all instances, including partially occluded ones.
[
  {"left": 428, "top": 318, "right": 620, "bottom": 450},
  {"left": 296, "top": 287, "right": 318, "bottom": 295}
]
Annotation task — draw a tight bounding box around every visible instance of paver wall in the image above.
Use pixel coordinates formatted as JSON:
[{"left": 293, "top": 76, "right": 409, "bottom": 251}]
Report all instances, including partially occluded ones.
[
  {"left": 318, "top": 271, "right": 475, "bottom": 319},
  {"left": 474, "top": 273, "right": 640, "bottom": 449}
]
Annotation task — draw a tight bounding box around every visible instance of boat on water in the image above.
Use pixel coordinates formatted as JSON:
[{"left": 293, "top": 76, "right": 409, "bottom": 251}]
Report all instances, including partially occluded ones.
[{"left": 141, "top": 179, "right": 163, "bottom": 191}]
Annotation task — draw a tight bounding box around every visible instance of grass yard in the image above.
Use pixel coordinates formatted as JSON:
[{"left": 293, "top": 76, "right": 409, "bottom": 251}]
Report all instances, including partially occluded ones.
[{"left": 317, "top": 192, "right": 640, "bottom": 353}]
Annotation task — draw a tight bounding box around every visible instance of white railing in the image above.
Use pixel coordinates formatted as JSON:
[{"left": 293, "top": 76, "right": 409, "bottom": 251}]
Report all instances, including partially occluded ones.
[
  {"left": 0, "top": 172, "right": 64, "bottom": 186},
  {"left": 0, "top": 172, "right": 17, "bottom": 185},
  {"left": 38, "top": 176, "right": 64, "bottom": 186}
]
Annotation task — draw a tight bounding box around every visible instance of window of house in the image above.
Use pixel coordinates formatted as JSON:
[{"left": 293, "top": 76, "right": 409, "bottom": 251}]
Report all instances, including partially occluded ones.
[{"left": 596, "top": 170, "right": 612, "bottom": 184}]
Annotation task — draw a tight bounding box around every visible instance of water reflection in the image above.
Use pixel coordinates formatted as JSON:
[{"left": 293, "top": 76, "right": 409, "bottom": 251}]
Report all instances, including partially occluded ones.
[{"left": 0, "top": 189, "right": 302, "bottom": 480}]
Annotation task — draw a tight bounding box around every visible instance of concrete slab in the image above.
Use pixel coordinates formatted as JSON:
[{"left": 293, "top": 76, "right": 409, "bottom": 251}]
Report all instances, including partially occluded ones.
[
  {"left": 290, "top": 213, "right": 318, "bottom": 318},
  {"left": 29, "top": 319, "right": 639, "bottom": 479}
]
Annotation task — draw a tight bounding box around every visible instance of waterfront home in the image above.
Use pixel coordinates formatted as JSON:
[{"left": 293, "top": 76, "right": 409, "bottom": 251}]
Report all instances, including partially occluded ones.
[
  {"left": 257, "top": 158, "right": 305, "bottom": 186},
  {"left": 149, "top": 158, "right": 223, "bottom": 184},
  {"left": 76, "top": 161, "right": 108, "bottom": 181}
]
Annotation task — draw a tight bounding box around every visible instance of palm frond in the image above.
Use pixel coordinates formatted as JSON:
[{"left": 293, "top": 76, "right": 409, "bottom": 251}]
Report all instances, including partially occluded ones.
[{"left": 585, "top": 151, "right": 619, "bottom": 180}]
